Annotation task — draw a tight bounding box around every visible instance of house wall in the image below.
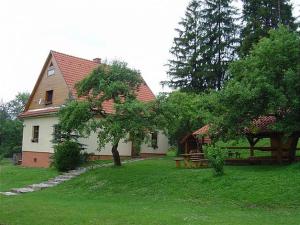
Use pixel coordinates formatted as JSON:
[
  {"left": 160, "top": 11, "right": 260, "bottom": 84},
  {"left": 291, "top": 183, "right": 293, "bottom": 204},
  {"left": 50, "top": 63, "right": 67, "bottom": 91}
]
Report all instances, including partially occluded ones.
[
  {"left": 22, "top": 116, "right": 58, "bottom": 167},
  {"left": 21, "top": 115, "right": 169, "bottom": 167},
  {"left": 140, "top": 132, "right": 169, "bottom": 155},
  {"left": 28, "top": 57, "right": 70, "bottom": 110},
  {"left": 79, "top": 132, "right": 132, "bottom": 156},
  {"left": 80, "top": 131, "right": 169, "bottom": 157}
]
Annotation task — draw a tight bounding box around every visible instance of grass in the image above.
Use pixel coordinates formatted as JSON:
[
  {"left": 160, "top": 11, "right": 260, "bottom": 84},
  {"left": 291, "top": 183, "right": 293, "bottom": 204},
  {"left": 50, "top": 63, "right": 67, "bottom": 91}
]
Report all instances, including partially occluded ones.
[
  {"left": 0, "top": 159, "right": 58, "bottom": 192},
  {"left": 1, "top": 157, "right": 300, "bottom": 225}
]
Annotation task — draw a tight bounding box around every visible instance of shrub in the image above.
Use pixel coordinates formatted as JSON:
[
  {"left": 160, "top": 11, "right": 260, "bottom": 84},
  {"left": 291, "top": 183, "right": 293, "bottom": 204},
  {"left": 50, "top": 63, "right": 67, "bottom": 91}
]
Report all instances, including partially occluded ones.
[
  {"left": 53, "top": 140, "right": 82, "bottom": 172},
  {"left": 206, "top": 145, "right": 225, "bottom": 176}
]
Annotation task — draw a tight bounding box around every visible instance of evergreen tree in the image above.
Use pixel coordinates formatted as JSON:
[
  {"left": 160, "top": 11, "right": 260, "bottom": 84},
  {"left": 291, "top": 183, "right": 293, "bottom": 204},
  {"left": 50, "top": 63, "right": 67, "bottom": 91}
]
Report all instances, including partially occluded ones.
[
  {"left": 165, "top": 0, "right": 239, "bottom": 92},
  {"left": 200, "top": 0, "right": 239, "bottom": 90},
  {"left": 239, "top": 0, "right": 297, "bottom": 57},
  {"left": 164, "top": 0, "right": 204, "bottom": 92}
]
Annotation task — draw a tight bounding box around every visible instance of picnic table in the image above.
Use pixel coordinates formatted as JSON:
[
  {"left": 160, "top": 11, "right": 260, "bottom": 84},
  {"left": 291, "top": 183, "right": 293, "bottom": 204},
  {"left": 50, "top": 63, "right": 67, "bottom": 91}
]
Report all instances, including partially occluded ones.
[{"left": 180, "top": 153, "right": 207, "bottom": 168}]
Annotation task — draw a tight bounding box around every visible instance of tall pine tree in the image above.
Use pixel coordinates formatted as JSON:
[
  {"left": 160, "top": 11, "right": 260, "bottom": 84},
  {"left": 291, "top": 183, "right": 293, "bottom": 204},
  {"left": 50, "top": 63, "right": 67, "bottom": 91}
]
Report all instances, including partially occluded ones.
[
  {"left": 164, "top": 0, "right": 204, "bottom": 92},
  {"left": 165, "top": 0, "right": 239, "bottom": 92},
  {"left": 239, "top": 0, "right": 297, "bottom": 57}
]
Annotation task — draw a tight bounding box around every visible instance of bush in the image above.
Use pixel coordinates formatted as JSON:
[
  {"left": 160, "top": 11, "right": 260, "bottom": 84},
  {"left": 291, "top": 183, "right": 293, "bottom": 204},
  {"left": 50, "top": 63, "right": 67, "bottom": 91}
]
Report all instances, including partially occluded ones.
[
  {"left": 206, "top": 145, "right": 225, "bottom": 176},
  {"left": 53, "top": 140, "right": 82, "bottom": 172}
]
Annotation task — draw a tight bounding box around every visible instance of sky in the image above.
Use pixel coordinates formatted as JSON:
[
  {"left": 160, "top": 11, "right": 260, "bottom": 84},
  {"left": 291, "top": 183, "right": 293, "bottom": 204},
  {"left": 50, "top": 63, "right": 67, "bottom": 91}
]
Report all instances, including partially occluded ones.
[{"left": 0, "top": 0, "right": 299, "bottom": 102}]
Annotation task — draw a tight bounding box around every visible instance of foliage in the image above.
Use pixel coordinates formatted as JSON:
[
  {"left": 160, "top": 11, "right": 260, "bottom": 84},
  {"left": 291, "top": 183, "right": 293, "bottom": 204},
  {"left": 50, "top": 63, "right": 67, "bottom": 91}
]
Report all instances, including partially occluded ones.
[
  {"left": 239, "top": 0, "right": 297, "bottom": 57},
  {"left": 205, "top": 145, "right": 225, "bottom": 176},
  {"left": 0, "top": 92, "right": 29, "bottom": 157},
  {"left": 1, "top": 158, "right": 300, "bottom": 224},
  {"left": 6, "top": 92, "right": 30, "bottom": 119},
  {"left": 156, "top": 91, "right": 205, "bottom": 152},
  {"left": 53, "top": 140, "right": 82, "bottom": 172},
  {"left": 58, "top": 61, "right": 157, "bottom": 166},
  {"left": 204, "top": 26, "right": 300, "bottom": 139},
  {"left": 164, "top": 0, "right": 239, "bottom": 92}
]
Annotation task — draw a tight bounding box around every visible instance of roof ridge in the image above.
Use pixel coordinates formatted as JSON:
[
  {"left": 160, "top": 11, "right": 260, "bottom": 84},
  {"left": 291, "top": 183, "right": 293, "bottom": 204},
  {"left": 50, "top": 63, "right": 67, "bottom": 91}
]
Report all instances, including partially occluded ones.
[{"left": 50, "top": 50, "right": 99, "bottom": 64}]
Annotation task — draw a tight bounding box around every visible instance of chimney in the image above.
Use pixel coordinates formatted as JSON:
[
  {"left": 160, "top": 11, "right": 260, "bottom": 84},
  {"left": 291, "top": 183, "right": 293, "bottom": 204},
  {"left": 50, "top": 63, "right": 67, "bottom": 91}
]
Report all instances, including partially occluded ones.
[{"left": 93, "top": 58, "right": 101, "bottom": 64}]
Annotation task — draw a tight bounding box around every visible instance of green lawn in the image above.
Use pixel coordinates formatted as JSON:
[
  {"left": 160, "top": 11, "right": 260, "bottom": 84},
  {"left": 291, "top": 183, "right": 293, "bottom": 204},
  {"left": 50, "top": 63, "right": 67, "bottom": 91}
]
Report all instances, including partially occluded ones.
[
  {"left": 0, "top": 159, "right": 58, "bottom": 192},
  {"left": 1, "top": 157, "right": 300, "bottom": 225}
]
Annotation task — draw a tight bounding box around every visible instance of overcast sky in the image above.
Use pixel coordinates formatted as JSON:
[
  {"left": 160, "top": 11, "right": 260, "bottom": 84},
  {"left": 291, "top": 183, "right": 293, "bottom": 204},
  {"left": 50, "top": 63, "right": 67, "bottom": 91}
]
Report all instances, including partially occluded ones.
[{"left": 0, "top": 0, "right": 299, "bottom": 102}]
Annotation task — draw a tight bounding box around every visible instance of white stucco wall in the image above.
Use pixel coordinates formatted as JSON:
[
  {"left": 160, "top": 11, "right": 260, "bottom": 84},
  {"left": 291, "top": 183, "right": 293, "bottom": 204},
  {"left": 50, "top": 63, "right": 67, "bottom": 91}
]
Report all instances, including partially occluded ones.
[
  {"left": 22, "top": 116, "right": 58, "bottom": 153},
  {"left": 79, "top": 132, "right": 132, "bottom": 156},
  {"left": 140, "top": 132, "right": 169, "bottom": 154},
  {"left": 22, "top": 116, "right": 169, "bottom": 155}
]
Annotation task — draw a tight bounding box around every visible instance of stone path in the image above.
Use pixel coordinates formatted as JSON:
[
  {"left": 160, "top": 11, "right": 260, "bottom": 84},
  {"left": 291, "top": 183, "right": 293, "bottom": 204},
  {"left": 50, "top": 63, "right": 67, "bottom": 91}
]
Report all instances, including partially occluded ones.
[{"left": 0, "top": 159, "right": 144, "bottom": 196}]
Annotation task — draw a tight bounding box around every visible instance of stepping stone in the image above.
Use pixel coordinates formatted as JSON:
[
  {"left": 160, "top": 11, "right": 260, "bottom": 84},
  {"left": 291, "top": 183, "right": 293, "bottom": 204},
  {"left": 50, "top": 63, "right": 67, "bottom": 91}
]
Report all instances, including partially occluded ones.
[
  {"left": 11, "top": 187, "right": 34, "bottom": 193},
  {"left": 53, "top": 178, "right": 69, "bottom": 182},
  {"left": 29, "top": 183, "right": 55, "bottom": 190},
  {"left": 46, "top": 181, "right": 60, "bottom": 185},
  {"left": 56, "top": 175, "right": 74, "bottom": 179},
  {"left": 0, "top": 192, "right": 18, "bottom": 196}
]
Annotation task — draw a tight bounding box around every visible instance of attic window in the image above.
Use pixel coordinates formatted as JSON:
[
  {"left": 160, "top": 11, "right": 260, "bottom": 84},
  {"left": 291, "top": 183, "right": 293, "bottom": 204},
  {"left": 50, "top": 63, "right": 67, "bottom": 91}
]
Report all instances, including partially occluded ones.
[
  {"left": 47, "top": 62, "right": 55, "bottom": 76},
  {"left": 45, "top": 90, "right": 53, "bottom": 105}
]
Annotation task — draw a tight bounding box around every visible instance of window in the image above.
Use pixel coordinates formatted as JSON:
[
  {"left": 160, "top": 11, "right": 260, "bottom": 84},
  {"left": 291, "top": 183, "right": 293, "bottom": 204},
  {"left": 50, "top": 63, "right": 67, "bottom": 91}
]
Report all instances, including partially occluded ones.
[
  {"left": 45, "top": 90, "right": 53, "bottom": 105},
  {"left": 53, "top": 124, "right": 62, "bottom": 143},
  {"left": 32, "top": 126, "right": 39, "bottom": 143},
  {"left": 151, "top": 132, "right": 158, "bottom": 149},
  {"left": 47, "top": 62, "right": 55, "bottom": 76}
]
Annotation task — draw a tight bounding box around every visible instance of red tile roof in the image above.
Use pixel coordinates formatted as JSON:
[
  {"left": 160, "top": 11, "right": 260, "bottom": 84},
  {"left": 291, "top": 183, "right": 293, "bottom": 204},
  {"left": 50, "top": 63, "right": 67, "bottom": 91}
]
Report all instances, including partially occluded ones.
[
  {"left": 19, "top": 107, "right": 59, "bottom": 118},
  {"left": 244, "top": 115, "right": 276, "bottom": 133},
  {"left": 193, "top": 125, "right": 209, "bottom": 135},
  {"left": 21, "top": 51, "right": 156, "bottom": 117}
]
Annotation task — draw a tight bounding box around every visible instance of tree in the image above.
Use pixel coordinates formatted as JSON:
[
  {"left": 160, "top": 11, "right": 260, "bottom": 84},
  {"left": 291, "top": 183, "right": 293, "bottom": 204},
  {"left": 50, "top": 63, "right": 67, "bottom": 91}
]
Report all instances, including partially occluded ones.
[
  {"left": 0, "top": 92, "right": 29, "bottom": 157},
  {"left": 164, "top": 0, "right": 239, "bottom": 92},
  {"left": 200, "top": 0, "right": 239, "bottom": 89},
  {"left": 211, "top": 26, "right": 300, "bottom": 139},
  {"left": 156, "top": 91, "right": 205, "bottom": 153},
  {"left": 58, "top": 61, "right": 157, "bottom": 166},
  {"left": 6, "top": 92, "right": 30, "bottom": 119},
  {"left": 239, "top": 0, "right": 297, "bottom": 57}
]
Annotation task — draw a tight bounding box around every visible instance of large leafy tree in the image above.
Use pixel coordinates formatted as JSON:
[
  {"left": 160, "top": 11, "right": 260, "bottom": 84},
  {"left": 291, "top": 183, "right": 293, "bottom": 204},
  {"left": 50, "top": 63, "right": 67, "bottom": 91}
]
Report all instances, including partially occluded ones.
[
  {"left": 156, "top": 91, "right": 205, "bottom": 152},
  {"left": 209, "top": 26, "right": 300, "bottom": 140},
  {"left": 165, "top": 0, "right": 239, "bottom": 92},
  {"left": 58, "top": 61, "right": 157, "bottom": 166},
  {"left": 239, "top": 0, "right": 297, "bottom": 57}
]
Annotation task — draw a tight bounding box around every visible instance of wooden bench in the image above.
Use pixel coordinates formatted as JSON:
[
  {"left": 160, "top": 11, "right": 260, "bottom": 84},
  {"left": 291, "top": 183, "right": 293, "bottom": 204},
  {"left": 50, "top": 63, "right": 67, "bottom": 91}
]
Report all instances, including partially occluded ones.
[{"left": 173, "top": 157, "right": 184, "bottom": 168}]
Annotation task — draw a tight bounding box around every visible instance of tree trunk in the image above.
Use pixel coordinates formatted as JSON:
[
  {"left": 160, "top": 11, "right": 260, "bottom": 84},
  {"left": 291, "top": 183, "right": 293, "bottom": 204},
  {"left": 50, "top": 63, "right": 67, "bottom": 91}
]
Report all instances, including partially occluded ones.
[
  {"left": 288, "top": 133, "right": 299, "bottom": 163},
  {"left": 111, "top": 141, "right": 121, "bottom": 166}
]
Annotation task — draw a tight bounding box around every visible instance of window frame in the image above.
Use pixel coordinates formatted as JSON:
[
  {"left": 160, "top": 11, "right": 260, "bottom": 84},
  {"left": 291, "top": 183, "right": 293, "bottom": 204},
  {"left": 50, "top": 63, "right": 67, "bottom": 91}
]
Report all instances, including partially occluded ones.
[
  {"left": 45, "top": 90, "right": 53, "bottom": 105},
  {"left": 47, "top": 63, "right": 55, "bottom": 76},
  {"left": 31, "top": 126, "right": 39, "bottom": 143}
]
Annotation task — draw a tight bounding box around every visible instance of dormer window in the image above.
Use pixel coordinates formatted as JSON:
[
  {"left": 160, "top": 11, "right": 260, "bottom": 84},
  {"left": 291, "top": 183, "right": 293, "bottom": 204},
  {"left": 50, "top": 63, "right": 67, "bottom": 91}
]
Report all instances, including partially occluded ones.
[
  {"left": 47, "top": 62, "right": 55, "bottom": 76},
  {"left": 45, "top": 90, "right": 53, "bottom": 105}
]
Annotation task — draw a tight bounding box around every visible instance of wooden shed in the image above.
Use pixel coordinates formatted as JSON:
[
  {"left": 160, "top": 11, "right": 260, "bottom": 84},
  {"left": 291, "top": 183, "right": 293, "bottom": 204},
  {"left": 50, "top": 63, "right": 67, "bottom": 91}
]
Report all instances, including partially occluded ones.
[{"left": 180, "top": 125, "right": 211, "bottom": 154}]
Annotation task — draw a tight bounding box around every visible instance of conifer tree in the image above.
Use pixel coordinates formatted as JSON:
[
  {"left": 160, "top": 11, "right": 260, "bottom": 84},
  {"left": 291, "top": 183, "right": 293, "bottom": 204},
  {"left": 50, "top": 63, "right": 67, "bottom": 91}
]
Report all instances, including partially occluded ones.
[
  {"left": 239, "top": 0, "right": 297, "bottom": 57},
  {"left": 165, "top": 0, "right": 239, "bottom": 92},
  {"left": 164, "top": 0, "right": 204, "bottom": 92}
]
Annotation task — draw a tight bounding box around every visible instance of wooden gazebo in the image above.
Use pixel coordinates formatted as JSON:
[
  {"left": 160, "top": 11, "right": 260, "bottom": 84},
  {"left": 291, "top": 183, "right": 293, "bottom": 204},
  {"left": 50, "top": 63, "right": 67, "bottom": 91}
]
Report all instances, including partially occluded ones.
[
  {"left": 244, "top": 115, "right": 300, "bottom": 163},
  {"left": 180, "top": 125, "right": 211, "bottom": 154},
  {"left": 195, "top": 116, "right": 299, "bottom": 163}
]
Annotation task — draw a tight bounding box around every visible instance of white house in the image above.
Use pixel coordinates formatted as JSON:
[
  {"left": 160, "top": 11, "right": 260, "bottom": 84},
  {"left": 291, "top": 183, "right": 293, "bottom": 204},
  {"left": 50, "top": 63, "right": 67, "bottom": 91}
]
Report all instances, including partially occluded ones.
[{"left": 19, "top": 51, "right": 169, "bottom": 167}]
